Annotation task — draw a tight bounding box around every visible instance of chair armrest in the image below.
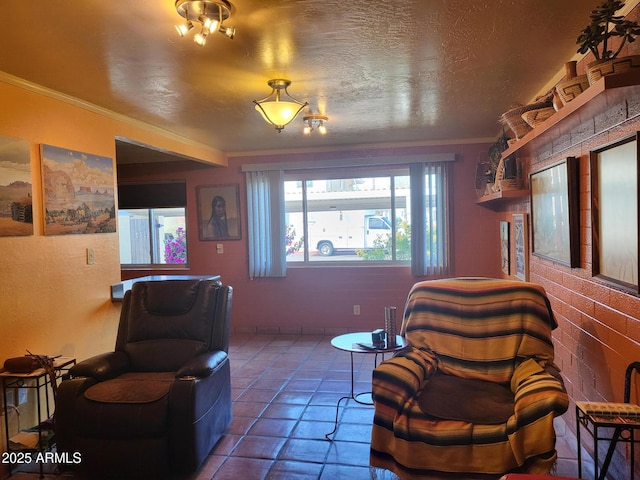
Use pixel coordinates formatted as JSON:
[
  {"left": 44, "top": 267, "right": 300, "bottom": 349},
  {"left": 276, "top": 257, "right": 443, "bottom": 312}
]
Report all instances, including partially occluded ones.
[
  {"left": 176, "top": 351, "right": 228, "bottom": 379},
  {"left": 372, "top": 346, "right": 438, "bottom": 409},
  {"left": 69, "top": 351, "right": 130, "bottom": 381},
  {"left": 510, "top": 358, "right": 569, "bottom": 416}
]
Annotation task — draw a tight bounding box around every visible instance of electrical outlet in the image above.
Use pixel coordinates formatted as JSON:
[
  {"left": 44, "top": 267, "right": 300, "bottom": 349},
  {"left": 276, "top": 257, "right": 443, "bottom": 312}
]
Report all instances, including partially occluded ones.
[
  {"left": 353, "top": 305, "right": 360, "bottom": 315},
  {"left": 86, "top": 248, "right": 95, "bottom": 265},
  {"left": 216, "top": 244, "right": 224, "bottom": 254}
]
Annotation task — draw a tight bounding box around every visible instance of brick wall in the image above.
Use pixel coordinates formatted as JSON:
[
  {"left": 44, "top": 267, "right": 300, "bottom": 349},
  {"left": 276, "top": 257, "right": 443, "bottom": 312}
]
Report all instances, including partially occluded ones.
[{"left": 491, "top": 6, "right": 640, "bottom": 475}]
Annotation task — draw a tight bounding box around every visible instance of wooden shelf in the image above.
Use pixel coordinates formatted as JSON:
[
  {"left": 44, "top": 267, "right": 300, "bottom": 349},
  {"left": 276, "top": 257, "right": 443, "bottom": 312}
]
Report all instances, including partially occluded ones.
[
  {"left": 501, "top": 69, "right": 640, "bottom": 159},
  {"left": 476, "top": 189, "right": 529, "bottom": 206}
]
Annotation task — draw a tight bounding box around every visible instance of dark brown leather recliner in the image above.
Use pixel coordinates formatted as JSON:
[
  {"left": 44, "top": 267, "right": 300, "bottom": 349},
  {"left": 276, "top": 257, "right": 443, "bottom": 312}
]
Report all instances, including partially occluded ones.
[{"left": 56, "top": 279, "right": 232, "bottom": 478}]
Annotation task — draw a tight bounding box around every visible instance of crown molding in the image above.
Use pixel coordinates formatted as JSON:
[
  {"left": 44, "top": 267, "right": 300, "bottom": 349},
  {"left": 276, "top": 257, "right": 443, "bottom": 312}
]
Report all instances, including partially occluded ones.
[{"left": 0, "top": 71, "right": 224, "bottom": 157}]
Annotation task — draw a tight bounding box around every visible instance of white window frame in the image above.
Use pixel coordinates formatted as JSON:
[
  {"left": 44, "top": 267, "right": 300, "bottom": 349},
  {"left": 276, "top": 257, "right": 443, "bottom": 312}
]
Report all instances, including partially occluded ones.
[
  {"left": 118, "top": 207, "right": 188, "bottom": 267},
  {"left": 243, "top": 154, "right": 453, "bottom": 278}
]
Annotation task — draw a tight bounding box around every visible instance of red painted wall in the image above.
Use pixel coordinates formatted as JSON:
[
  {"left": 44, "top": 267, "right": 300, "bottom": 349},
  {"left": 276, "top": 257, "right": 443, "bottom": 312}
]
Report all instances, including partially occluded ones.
[{"left": 119, "top": 142, "right": 500, "bottom": 334}]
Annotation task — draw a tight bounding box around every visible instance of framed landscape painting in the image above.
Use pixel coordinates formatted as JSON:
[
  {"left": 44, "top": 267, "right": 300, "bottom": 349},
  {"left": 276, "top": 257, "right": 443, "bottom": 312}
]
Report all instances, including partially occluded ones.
[
  {"left": 530, "top": 157, "right": 579, "bottom": 268},
  {"left": 0, "top": 135, "right": 32, "bottom": 236},
  {"left": 41, "top": 144, "right": 116, "bottom": 235}
]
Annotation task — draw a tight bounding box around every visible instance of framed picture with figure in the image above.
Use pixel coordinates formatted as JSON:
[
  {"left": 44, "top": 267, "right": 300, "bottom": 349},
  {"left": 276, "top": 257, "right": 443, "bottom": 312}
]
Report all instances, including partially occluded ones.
[{"left": 197, "top": 184, "right": 241, "bottom": 241}]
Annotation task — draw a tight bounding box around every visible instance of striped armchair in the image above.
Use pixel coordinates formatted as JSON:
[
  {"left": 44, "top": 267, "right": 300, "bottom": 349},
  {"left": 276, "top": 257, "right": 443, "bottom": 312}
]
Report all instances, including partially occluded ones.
[{"left": 370, "top": 278, "right": 569, "bottom": 478}]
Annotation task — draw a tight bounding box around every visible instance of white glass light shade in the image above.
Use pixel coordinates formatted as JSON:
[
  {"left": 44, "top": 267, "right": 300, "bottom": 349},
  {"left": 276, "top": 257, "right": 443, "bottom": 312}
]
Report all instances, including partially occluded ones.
[
  {"left": 253, "top": 79, "right": 307, "bottom": 132},
  {"left": 255, "top": 101, "right": 305, "bottom": 129}
]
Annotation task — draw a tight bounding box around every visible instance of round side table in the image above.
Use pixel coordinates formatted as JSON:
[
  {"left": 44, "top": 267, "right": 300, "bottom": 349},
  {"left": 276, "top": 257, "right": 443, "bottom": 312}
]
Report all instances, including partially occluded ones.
[{"left": 325, "top": 332, "right": 406, "bottom": 439}]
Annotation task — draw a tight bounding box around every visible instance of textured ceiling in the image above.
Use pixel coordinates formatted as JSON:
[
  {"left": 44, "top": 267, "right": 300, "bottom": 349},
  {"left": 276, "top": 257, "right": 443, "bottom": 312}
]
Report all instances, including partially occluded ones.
[{"left": 0, "top": 0, "right": 615, "bottom": 158}]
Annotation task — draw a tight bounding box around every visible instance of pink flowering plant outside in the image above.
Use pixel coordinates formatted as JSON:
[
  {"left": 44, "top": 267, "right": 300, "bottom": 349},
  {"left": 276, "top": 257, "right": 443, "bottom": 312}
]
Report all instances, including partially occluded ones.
[
  {"left": 164, "top": 227, "right": 187, "bottom": 264},
  {"left": 285, "top": 225, "right": 303, "bottom": 256}
]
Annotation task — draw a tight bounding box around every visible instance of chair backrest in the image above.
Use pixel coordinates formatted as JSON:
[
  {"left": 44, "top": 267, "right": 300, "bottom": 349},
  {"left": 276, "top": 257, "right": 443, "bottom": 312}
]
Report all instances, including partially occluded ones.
[
  {"left": 402, "top": 278, "right": 557, "bottom": 383},
  {"left": 115, "top": 279, "right": 232, "bottom": 372}
]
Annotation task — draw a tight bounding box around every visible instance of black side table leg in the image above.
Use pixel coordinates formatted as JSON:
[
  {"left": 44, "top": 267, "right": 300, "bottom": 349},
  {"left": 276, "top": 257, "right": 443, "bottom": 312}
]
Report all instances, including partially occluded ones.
[{"left": 325, "top": 395, "right": 350, "bottom": 439}]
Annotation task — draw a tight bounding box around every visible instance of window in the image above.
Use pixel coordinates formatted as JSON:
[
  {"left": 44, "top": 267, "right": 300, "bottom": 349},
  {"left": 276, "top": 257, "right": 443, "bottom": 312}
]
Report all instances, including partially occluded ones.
[
  {"left": 244, "top": 158, "right": 451, "bottom": 277},
  {"left": 284, "top": 172, "right": 411, "bottom": 263},
  {"left": 117, "top": 181, "right": 188, "bottom": 267},
  {"left": 118, "top": 208, "right": 187, "bottom": 265}
]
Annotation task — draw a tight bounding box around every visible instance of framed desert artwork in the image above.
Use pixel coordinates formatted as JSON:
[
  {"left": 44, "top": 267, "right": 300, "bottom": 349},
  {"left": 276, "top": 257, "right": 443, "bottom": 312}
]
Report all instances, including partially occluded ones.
[
  {"left": 197, "top": 184, "right": 241, "bottom": 240},
  {"left": 41, "top": 144, "right": 116, "bottom": 235},
  {"left": 530, "top": 157, "right": 579, "bottom": 268},
  {"left": 590, "top": 135, "right": 639, "bottom": 292},
  {"left": 0, "top": 135, "right": 32, "bottom": 236}
]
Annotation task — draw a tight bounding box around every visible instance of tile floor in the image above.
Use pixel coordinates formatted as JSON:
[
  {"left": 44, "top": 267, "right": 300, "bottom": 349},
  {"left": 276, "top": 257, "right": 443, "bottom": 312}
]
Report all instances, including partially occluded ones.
[{"left": 13, "top": 334, "right": 590, "bottom": 480}]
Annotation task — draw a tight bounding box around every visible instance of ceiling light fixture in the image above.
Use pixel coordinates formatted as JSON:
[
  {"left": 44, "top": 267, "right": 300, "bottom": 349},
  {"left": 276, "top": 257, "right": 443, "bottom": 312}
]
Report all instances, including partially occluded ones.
[
  {"left": 303, "top": 113, "right": 328, "bottom": 135},
  {"left": 175, "top": 0, "right": 236, "bottom": 47},
  {"left": 253, "top": 79, "right": 308, "bottom": 133}
]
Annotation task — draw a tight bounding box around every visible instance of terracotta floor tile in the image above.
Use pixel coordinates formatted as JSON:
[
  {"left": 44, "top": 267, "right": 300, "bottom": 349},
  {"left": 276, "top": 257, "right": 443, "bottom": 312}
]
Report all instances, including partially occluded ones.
[
  {"left": 334, "top": 422, "right": 372, "bottom": 442},
  {"left": 210, "top": 457, "right": 273, "bottom": 480},
  {"left": 320, "top": 463, "right": 374, "bottom": 480},
  {"left": 283, "top": 378, "right": 323, "bottom": 391},
  {"left": 291, "top": 419, "right": 334, "bottom": 439},
  {"left": 247, "top": 417, "right": 298, "bottom": 437},
  {"left": 278, "top": 438, "right": 332, "bottom": 464},
  {"left": 231, "top": 435, "right": 287, "bottom": 460},
  {"left": 326, "top": 440, "right": 371, "bottom": 466},
  {"left": 227, "top": 415, "right": 257, "bottom": 436},
  {"left": 265, "top": 459, "right": 324, "bottom": 480},
  {"left": 273, "top": 390, "right": 315, "bottom": 404},
  {"left": 261, "top": 403, "right": 306, "bottom": 420},
  {"left": 300, "top": 405, "right": 339, "bottom": 422},
  {"left": 235, "top": 387, "right": 280, "bottom": 403},
  {"left": 232, "top": 400, "right": 269, "bottom": 417}
]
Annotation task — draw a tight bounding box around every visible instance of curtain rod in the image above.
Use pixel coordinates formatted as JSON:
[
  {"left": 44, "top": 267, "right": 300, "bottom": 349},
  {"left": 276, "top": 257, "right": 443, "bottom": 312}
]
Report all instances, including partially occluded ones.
[{"left": 241, "top": 153, "right": 456, "bottom": 172}]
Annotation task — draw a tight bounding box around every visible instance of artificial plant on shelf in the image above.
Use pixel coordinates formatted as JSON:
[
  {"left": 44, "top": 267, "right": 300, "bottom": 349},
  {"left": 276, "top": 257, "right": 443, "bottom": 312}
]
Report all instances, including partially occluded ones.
[{"left": 577, "top": 0, "right": 640, "bottom": 61}]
